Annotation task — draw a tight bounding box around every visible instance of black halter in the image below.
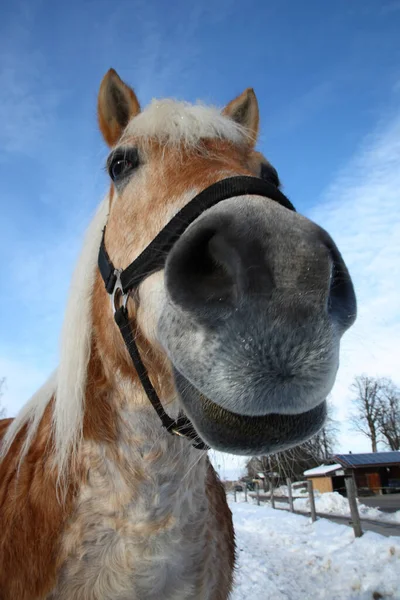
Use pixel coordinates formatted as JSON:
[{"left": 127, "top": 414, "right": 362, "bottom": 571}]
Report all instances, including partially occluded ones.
[{"left": 98, "top": 175, "right": 295, "bottom": 450}]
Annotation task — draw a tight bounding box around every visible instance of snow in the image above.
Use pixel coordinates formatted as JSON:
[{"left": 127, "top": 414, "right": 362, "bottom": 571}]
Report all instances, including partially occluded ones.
[
  {"left": 230, "top": 500, "right": 400, "bottom": 599},
  {"left": 274, "top": 484, "right": 308, "bottom": 498},
  {"left": 303, "top": 463, "right": 342, "bottom": 476},
  {"left": 246, "top": 486, "right": 307, "bottom": 500},
  {"left": 293, "top": 491, "right": 400, "bottom": 524}
]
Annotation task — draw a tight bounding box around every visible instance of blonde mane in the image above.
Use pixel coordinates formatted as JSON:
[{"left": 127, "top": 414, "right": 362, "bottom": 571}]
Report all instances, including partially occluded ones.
[
  {"left": 0, "top": 99, "right": 245, "bottom": 478},
  {"left": 0, "top": 198, "right": 109, "bottom": 476}
]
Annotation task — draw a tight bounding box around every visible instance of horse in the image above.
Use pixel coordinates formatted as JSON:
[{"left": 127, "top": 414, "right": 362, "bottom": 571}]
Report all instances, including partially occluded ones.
[{"left": 0, "top": 69, "right": 356, "bottom": 600}]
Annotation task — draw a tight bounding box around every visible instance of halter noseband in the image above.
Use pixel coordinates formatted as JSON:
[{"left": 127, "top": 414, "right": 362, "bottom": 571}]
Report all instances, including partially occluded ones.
[{"left": 98, "top": 175, "right": 295, "bottom": 450}]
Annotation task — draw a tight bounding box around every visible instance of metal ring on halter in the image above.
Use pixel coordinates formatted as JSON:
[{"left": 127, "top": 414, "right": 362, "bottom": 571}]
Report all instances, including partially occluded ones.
[
  {"left": 111, "top": 269, "right": 129, "bottom": 313},
  {"left": 171, "top": 428, "right": 186, "bottom": 438}
]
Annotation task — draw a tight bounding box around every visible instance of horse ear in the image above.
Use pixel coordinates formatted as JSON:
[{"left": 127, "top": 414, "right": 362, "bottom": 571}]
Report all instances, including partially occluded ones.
[
  {"left": 223, "top": 88, "right": 259, "bottom": 147},
  {"left": 98, "top": 69, "right": 141, "bottom": 147}
]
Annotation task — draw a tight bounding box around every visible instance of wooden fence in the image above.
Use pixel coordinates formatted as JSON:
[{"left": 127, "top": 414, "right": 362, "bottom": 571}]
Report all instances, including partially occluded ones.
[{"left": 232, "top": 476, "right": 363, "bottom": 537}]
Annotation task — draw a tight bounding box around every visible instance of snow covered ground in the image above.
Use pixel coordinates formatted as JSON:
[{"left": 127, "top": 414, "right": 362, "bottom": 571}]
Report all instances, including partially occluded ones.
[
  {"left": 293, "top": 492, "right": 400, "bottom": 524},
  {"left": 230, "top": 500, "right": 400, "bottom": 599}
]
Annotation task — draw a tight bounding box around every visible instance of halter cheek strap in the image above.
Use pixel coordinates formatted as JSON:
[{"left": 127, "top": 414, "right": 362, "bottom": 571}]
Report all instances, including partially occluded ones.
[{"left": 98, "top": 175, "right": 295, "bottom": 450}]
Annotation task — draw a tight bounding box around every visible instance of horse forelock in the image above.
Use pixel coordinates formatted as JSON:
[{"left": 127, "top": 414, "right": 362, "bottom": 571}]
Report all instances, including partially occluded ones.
[{"left": 121, "top": 98, "right": 249, "bottom": 148}]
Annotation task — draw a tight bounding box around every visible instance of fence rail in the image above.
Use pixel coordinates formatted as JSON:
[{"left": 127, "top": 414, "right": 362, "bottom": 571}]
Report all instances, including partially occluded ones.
[{"left": 231, "top": 477, "right": 364, "bottom": 537}]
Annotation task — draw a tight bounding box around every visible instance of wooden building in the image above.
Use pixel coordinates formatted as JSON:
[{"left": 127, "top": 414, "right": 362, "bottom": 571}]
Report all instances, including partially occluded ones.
[
  {"left": 333, "top": 452, "right": 400, "bottom": 496},
  {"left": 303, "top": 464, "right": 345, "bottom": 494},
  {"left": 304, "top": 452, "right": 400, "bottom": 496}
]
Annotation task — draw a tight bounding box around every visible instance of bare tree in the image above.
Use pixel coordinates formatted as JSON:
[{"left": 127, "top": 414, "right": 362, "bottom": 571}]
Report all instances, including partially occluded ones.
[
  {"left": 349, "top": 375, "right": 383, "bottom": 452},
  {"left": 0, "top": 377, "right": 6, "bottom": 419},
  {"left": 377, "top": 379, "right": 400, "bottom": 451},
  {"left": 307, "top": 401, "right": 339, "bottom": 460},
  {"left": 246, "top": 444, "right": 320, "bottom": 485},
  {"left": 245, "top": 456, "right": 273, "bottom": 490}
]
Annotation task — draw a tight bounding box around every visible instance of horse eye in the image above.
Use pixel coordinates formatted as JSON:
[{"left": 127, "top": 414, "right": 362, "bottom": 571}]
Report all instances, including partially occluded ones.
[
  {"left": 110, "top": 159, "right": 132, "bottom": 180},
  {"left": 108, "top": 149, "right": 139, "bottom": 182}
]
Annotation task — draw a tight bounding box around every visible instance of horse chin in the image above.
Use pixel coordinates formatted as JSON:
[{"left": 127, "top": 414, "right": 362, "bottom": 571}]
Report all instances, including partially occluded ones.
[{"left": 173, "top": 369, "right": 327, "bottom": 455}]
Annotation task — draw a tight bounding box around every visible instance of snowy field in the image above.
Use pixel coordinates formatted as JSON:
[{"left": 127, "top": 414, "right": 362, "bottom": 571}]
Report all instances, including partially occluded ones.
[{"left": 230, "top": 501, "right": 400, "bottom": 600}]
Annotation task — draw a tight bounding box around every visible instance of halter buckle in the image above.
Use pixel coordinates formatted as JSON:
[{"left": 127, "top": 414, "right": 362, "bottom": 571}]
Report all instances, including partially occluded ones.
[
  {"left": 171, "top": 427, "right": 186, "bottom": 438},
  {"left": 111, "top": 269, "right": 129, "bottom": 313}
]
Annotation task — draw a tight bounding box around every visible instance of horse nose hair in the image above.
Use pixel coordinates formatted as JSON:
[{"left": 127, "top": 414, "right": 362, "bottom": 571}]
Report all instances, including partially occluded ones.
[{"left": 165, "top": 220, "right": 273, "bottom": 312}]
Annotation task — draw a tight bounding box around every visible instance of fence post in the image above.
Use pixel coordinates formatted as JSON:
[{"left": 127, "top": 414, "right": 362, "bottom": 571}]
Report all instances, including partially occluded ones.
[
  {"left": 352, "top": 471, "right": 359, "bottom": 498},
  {"left": 287, "top": 477, "right": 294, "bottom": 513},
  {"left": 233, "top": 487, "right": 237, "bottom": 502},
  {"left": 270, "top": 479, "right": 275, "bottom": 509},
  {"left": 256, "top": 481, "right": 260, "bottom": 506},
  {"left": 345, "top": 476, "right": 363, "bottom": 538},
  {"left": 244, "top": 484, "right": 248, "bottom": 502},
  {"left": 307, "top": 480, "right": 317, "bottom": 522}
]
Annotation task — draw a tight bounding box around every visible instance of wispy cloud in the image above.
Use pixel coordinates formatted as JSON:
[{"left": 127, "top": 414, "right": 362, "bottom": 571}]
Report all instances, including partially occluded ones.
[
  {"left": 0, "top": 355, "right": 49, "bottom": 417},
  {"left": 0, "top": 5, "right": 107, "bottom": 414},
  {"left": 114, "top": 0, "right": 239, "bottom": 103},
  {"left": 0, "top": 6, "right": 60, "bottom": 157},
  {"left": 310, "top": 110, "right": 400, "bottom": 451},
  {"left": 266, "top": 79, "right": 337, "bottom": 138},
  {"left": 380, "top": 1, "right": 400, "bottom": 15}
]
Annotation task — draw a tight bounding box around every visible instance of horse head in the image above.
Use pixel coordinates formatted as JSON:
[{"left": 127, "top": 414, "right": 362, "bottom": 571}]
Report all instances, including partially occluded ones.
[{"left": 95, "top": 69, "right": 356, "bottom": 457}]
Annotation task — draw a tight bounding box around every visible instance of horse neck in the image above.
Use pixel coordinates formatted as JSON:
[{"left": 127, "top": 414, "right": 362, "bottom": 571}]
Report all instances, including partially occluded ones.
[{"left": 82, "top": 302, "right": 209, "bottom": 511}]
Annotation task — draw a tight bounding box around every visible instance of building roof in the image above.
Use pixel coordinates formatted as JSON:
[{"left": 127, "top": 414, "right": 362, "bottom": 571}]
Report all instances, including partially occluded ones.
[
  {"left": 303, "top": 464, "right": 342, "bottom": 477},
  {"left": 333, "top": 452, "right": 400, "bottom": 469},
  {"left": 256, "top": 472, "right": 279, "bottom": 479}
]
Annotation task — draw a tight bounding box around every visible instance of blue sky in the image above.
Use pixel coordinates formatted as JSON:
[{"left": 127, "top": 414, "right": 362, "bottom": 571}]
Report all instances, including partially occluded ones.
[{"left": 1, "top": 0, "right": 400, "bottom": 477}]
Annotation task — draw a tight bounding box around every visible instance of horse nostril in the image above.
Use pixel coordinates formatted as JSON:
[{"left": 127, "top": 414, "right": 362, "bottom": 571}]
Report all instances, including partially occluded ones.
[
  {"left": 166, "top": 227, "right": 237, "bottom": 312},
  {"left": 207, "top": 232, "right": 241, "bottom": 289},
  {"left": 166, "top": 215, "right": 276, "bottom": 316},
  {"left": 327, "top": 243, "right": 357, "bottom": 328}
]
